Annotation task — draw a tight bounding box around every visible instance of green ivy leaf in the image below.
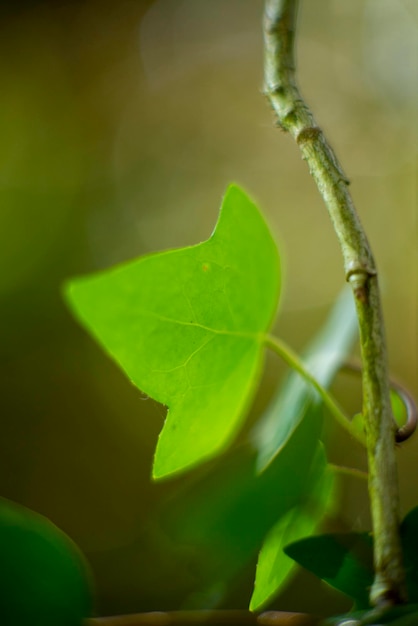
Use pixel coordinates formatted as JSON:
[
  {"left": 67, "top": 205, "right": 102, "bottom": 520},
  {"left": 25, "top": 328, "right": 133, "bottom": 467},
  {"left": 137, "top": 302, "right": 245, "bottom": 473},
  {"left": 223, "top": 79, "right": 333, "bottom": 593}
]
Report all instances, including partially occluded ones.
[
  {"left": 284, "top": 530, "right": 374, "bottom": 609},
  {"left": 0, "top": 497, "right": 92, "bottom": 626},
  {"left": 250, "top": 444, "right": 335, "bottom": 611},
  {"left": 283, "top": 506, "right": 418, "bottom": 612},
  {"left": 65, "top": 185, "right": 280, "bottom": 479}
]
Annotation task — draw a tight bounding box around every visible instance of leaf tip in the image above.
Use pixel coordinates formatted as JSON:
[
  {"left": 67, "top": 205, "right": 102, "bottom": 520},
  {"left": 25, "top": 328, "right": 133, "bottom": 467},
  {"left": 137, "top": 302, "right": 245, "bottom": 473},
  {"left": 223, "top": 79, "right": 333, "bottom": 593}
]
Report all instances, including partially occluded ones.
[
  {"left": 249, "top": 591, "right": 265, "bottom": 613},
  {"left": 61, "top": 277, "right": 75, "bottom": 304},
  {"left": 249, "top": 582, "right": 282, "bottom": 613},
  {"left": 151, "top": 442, "right": 188, "bottom": 482},
  {"left": 223, "top": 181, "right": 245, "bottom": 197},
  {"left": 151, "top": 446, "right": 171, "bottom": 481},
  {"left": 221, "top": 182, "right": 258, "bottom": 216},
  {"left": 151, "top": 466, "right": 164, "bottom": 482},
  {"left": 61, "top": 275, "right": 87, "bottom": 316}
]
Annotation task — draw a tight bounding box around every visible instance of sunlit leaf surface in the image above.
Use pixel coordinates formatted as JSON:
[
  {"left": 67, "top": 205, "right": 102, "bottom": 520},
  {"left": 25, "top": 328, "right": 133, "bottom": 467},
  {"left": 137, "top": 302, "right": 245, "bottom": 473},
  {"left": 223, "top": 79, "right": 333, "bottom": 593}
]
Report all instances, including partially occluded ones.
[{"left": 66, "top": 185, "right": 280, "bottom": 478}]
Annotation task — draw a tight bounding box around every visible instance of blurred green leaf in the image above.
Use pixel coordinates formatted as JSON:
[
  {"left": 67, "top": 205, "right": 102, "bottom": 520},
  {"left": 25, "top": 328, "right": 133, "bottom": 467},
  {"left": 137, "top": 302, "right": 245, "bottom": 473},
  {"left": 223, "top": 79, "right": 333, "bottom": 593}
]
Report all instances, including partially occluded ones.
[
  {"left": 284, "top": 531, "right": 374, "bottom": 609},
  {"left": 391, "top": 389, "right": 408, "bottom": 429},
  {"left": 161, "top": 405, "right": 324, "bottom": 608},
  {"left": 253, "top": 288, "right": 358, "bottom": 471},
  {"left": 250, "top": 444, "right": 335, "bottom": 611},
  {"left": 65, "top": 184, "right": 280, "bottom": 479},
  {"left": 0, "top": 497, "right": 92, "bottom": 626},
  {"left": 284, "top": 506, "right": 418, "bottom": 612}
]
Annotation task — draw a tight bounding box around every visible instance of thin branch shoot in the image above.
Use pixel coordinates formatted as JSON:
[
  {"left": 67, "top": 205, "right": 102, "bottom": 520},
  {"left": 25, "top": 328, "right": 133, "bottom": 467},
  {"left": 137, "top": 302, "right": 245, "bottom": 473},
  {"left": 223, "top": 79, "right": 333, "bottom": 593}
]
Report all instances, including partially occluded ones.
[{"left": 263, "top": 0, "right": 406, "bottom": 606}]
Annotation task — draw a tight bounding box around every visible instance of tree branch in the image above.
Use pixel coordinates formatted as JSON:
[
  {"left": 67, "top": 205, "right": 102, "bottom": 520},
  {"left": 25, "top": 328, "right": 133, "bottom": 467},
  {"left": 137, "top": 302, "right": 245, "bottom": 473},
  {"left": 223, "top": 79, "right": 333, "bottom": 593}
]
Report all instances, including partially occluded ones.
[{"left": 263, "top": 0, "right": 406, "bottom": 606}]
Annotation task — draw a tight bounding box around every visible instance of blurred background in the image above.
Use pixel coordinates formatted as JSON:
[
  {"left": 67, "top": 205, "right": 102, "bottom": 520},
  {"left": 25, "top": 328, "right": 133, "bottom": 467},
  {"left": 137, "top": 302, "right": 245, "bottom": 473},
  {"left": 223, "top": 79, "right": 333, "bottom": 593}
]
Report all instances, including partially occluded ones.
[{"left": 0, "top": 0, "right": 417, "bottom": 618}]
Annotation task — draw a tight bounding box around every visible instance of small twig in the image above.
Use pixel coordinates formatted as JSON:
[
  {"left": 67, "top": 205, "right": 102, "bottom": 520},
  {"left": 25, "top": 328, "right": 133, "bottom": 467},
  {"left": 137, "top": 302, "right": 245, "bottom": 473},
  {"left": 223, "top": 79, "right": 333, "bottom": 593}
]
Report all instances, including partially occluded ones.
[
  {"left": 264, "top": 334, "right": 365, "bottom": 445},
  {"left": 329, "top": 463, "right": 368, "bottom": 481},
  {"left": 263, "top": 0, "right": 406, "bottom": 606},
  {"left": 86, "top": 610, "right": 320, "bottom": 626}
]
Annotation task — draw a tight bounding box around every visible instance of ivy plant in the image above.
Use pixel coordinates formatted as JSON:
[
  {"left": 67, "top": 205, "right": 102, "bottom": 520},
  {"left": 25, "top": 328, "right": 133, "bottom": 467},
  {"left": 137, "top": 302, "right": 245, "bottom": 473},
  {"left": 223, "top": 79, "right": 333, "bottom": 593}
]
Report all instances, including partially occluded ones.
[
  {"left": 62, "top": 0, "right": 418, "bottom": 625},
  {"left": 66, "top": 184, "right": 348, "bottom": 610},
  {"left": 65, "top": 182, "right": 417, "bottom": 621}
]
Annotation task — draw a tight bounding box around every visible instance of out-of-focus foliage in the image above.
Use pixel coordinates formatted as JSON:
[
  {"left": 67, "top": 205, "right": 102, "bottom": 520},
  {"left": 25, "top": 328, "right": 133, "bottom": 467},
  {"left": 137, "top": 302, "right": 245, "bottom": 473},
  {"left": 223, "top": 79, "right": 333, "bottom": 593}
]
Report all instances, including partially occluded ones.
[
  {"left": 0, "top": 497, "right": 92, "bottom": 626},
  {"left": 250, "top": 446, "right": 334, "bottom": 611},
  {"left": 285, "top": 505, "right": 418, "bottom": 610}
]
